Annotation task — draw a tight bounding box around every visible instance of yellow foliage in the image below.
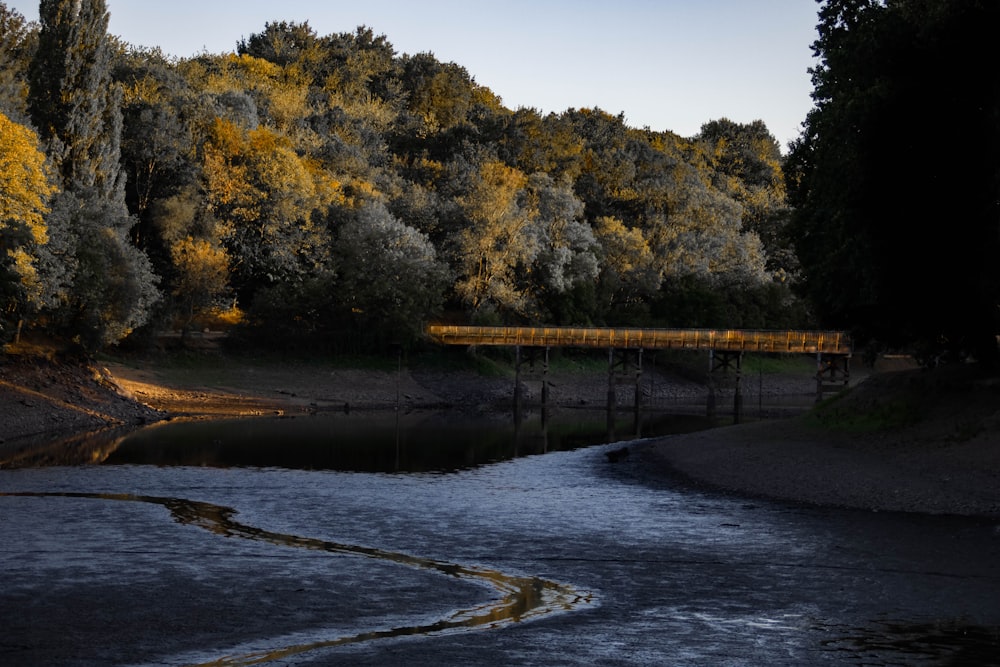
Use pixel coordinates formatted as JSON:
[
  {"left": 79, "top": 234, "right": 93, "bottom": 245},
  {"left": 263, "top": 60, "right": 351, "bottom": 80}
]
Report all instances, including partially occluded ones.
[
  {"left": 224, "top": 53, "right": 283, "bottom": 80},
  {"left": 202, "top": 115, "right": 338, "bottom": 257},
  {"left": 205, "top": 305, "right": 244, "bottom": 328},
  {"left": 197, "top": 53, "right": 310, "bottom": 130},
  {"left": 121, "top": 76, "right": 163, "bottom": 106},
  {"left": 304, "top": 158, "right": 346, "bottom": 208},
  {"left": 169, "top": 236, "right": 232, "bottom": 324},
  {"left": 0, "top": 112, "right": 56, "bottom": 246},
  {"left": 207, "top": 117, "right": 246, "bottom": 158},
  {"left": 9, "top": 247, "right": 41, "bottom": 301},
  {"left": 593, "top": 216, "right": 653, "bottom": 275}
]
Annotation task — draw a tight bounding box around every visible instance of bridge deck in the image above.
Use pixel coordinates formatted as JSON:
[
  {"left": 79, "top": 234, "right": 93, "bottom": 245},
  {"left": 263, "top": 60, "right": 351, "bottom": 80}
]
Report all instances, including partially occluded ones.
[{"left": 427, "top": 325, "right": 851, "bottom": 355}]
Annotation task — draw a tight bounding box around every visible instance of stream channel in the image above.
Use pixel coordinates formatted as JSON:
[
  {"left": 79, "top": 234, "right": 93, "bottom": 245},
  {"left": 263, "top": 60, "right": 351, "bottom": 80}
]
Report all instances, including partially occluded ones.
[{"left": 1, "top": 408, "right": 999, "bottom": 666}]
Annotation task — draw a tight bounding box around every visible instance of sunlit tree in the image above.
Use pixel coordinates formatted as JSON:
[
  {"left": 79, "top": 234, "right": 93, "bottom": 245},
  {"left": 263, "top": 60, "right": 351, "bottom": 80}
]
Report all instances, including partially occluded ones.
[
  {"left": 698, "top": 118, "right": 793, "bottom": 277},
  {"left": 592, "top": 215, "right": 657, "bottom": 318},
  {"left": 453, "top": 159, "right": 538, "bottom": 316},
  {"left": 0, "top": 112, "right": 57, "bottom": 338},
  {"left": 201, "top": 118, "right": 336, "bottom": 305}
]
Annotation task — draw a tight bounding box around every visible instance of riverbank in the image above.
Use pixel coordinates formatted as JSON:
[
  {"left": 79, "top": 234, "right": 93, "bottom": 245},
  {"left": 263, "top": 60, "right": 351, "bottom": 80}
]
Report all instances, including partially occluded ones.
[
  {"left": 642, "top": 363, "right": 1000, "bottom": 519},
  {"left": 2, "top": 351, "right": 998, "bottom": 519}
]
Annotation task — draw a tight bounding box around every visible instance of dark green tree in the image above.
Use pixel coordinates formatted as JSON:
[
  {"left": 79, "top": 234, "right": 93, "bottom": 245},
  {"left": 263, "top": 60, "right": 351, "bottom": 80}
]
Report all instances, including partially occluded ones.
[
  {"left": 29, "top": 0, "right": 125, "bottom": 202},
  {"left": 27, "top": 0, "right": 159, "bottom": 348},
  {"left": 237, "top": 20, "right": 320, "bottom": 67},
  {"left": 0, "top": 2, "right": 35, "bottom": 122},
  {"left": 787, "top": 0, "right": 1000, "bottom": 365},
  {"left": 35, "top": 191, "right": 159, "bottom": 349}
]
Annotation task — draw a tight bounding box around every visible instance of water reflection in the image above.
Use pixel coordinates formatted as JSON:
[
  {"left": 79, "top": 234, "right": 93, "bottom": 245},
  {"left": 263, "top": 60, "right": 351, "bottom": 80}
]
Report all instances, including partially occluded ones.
[{"left": 102, "top": 410, "right": 715, "bottom": 472}]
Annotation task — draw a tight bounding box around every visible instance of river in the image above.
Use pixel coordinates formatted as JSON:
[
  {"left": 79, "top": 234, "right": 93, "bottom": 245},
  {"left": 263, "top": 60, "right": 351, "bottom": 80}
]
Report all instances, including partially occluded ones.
[{"left": 1, "top": 411, "right": 998, "bottom": 665}]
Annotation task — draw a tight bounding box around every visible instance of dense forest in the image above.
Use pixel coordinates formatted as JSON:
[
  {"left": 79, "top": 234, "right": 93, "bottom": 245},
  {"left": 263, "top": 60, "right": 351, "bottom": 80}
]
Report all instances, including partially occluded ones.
[
  {"left": 787, "top": 0, "right": 1000, "bottom": 366},
  {"left": 0, "top": 0, "right": 800, "bottom": 353},
  {"left": 1, "top": 0, "right": 997, "bottom": 364}
]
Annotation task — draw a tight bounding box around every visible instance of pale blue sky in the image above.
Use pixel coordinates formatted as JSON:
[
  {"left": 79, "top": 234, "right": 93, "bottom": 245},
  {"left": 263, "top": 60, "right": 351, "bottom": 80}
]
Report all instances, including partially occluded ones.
[{"left": 8, "top": 0, "right": 820, "bottom": 149}]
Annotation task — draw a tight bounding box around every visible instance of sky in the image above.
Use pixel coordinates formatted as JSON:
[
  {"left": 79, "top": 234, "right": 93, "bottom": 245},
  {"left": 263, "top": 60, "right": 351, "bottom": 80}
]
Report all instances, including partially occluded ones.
[{"left": 7, "top": 0, "right": 821, "bottom": 149}]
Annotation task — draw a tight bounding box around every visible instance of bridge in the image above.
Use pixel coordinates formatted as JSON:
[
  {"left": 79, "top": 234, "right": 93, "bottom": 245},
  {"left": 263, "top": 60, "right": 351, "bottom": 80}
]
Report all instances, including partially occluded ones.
[
  {"left": 426, "top": 324, "right": 853, "bottom": 423},
  {"left": 425, "top": 325, "right": 851, "bottom": 355}
]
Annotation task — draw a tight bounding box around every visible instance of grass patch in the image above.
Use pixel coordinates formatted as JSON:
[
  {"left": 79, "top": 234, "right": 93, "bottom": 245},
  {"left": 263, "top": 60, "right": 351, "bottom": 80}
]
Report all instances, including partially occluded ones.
[
  {"left": 548, "top": 350, "right": 612, "bottom": 373},
  {"left": 408, "top": 346, "right": 513, "bottom": 377},
  {"left": 803, "top": 385, "right": 922, "bottom": 433},
  {"left": 742, "top": 354, "right": 815, "bottom": 375}
]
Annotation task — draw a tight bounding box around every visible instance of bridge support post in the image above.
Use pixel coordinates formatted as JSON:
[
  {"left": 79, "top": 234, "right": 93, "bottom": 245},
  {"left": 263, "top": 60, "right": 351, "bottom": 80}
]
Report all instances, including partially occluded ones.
[
  {"left": 708, "top": 350, "right": 743, "bottom": 423},
  {"left": 607, "top": 347, "right": 643, "bottom": 437},
  {"left": 514, "top": 345, "right": 550, "bottom": 422},
  {"left": 607, "top": 347, "right": 617, "bottom": 435},
  {"left": 541, "top": 347, "right": 550, "bottom": 423},
  {"left": 633, "top": 348, "right": 643, "bottom": 432},
  {"left": 514, "top": 345, "right": 523, "bottom": 421},
  {"left": 540, "top": 346, "right": 550, "bottom": 427},
  {"left": 816, "top": 353, "right": 850, "bottom": 402}
]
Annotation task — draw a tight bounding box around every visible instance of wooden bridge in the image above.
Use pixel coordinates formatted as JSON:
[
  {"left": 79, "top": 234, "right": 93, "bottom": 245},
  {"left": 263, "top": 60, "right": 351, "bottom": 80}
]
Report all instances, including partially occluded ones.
[
  {"left": 426, "top": 324, "right": 852, "bottom": 424},
  {"left": 426, "top": 325, "right": 851, "bottom": 355}
]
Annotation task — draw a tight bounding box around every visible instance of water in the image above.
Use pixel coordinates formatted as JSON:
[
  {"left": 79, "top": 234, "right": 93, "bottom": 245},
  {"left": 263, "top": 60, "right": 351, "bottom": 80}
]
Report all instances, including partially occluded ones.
[
  {"left": 1, "top": 413, "right": 999, "bottom": 666},
  {"left": 99, "top": 409, "right": 717, "bottom": 472}
]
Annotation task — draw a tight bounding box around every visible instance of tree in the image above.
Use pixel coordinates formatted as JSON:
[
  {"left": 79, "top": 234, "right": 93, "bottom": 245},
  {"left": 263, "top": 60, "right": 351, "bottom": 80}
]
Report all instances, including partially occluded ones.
[
  {"left": 399, "top": 53, "right": 491, "bottom": 134},
  {"left": 0, "top": 112, "right": 57, "bottom": 338},
  {"left": 592, "top": 215, "right": 658, "bottom": 320},
  {"left": 201, "top": 118, "right": 335, "bottom": 306},
  {"left": 0, "top": 2, "right": 34, "bottom": 121},
  {"left": 151, "top": 187, "right": 232, "bottom": 333},
  {"left": 237, "top": 20, "right": 320, "bottom": 68},
  {"left": 497, "top": 108, "right": 584, "bottom": 181},
  {"left": 697, "top": 118, "right": 795, "bottom": 278},
  {"left": 29, "top": 0, "right": 125, "bottom": 203},
  {"left": 35, "top": 191, "right": 159, "bottom": 349},
  {"left": 26, "top": 0, "right": 160, "bottom": 348},
  {"left": 115, "top": 47, "right": 198, "bottom": 221},
  {"left": 521, "top": 173, "right": 599, "bottom": 321},
  {"left": 452, "top": 159, "right": 538, "bottom": 316},
  {"left": 332, "top": 201, "right": 448, "bottom": 344},
  {"left": 787, "top": 0, "right": 1000, "bottom": 365}
]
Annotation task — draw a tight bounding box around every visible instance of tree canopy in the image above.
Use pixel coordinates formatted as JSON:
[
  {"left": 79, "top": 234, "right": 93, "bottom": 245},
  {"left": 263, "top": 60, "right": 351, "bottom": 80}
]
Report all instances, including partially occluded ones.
[
  {"left": 787, "top": 0, "right": 1000, "bottom": 365},
  {"left": 0, "top": 3, "right": 801, "bottom": 352}
]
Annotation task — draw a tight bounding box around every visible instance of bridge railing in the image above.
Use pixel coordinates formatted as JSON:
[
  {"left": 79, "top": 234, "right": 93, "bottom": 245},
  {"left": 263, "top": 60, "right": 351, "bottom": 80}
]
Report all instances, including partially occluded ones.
[{"left": 426, "top": 325, "right": 851, "bottom": 355}]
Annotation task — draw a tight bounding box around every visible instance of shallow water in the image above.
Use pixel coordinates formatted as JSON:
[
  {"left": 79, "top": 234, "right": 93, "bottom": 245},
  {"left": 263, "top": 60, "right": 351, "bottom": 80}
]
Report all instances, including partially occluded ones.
[
  {"left": 100, "top": 409, "right": 714, "bottom": 472},
  {"left": 2, "top": 416, "right": 999, "bottom": 666}
]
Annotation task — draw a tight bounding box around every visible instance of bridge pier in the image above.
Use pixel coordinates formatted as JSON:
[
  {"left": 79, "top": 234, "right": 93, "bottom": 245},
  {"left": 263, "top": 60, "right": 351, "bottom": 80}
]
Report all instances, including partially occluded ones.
[
  {"left": 514, "top": 345, "right": 550, "bottom": 423},
  {"left": 707, "top": 350, "right": 744, "bottom": 423},
  {"left": 816, "top": 352, "right": 851, "bottom": 402},
  {"left": 607, "top": 347, "right": 643, "bottom": 438}
]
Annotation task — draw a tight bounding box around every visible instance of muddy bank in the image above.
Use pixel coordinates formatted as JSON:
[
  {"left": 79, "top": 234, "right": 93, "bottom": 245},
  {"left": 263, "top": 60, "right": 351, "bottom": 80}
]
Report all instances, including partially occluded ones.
[
  {"left": 643, "top": 365, "right": 1000, "bottom": 519},
  {"left": 0, "top": 357, "right": 162, "bottom": 448}
]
